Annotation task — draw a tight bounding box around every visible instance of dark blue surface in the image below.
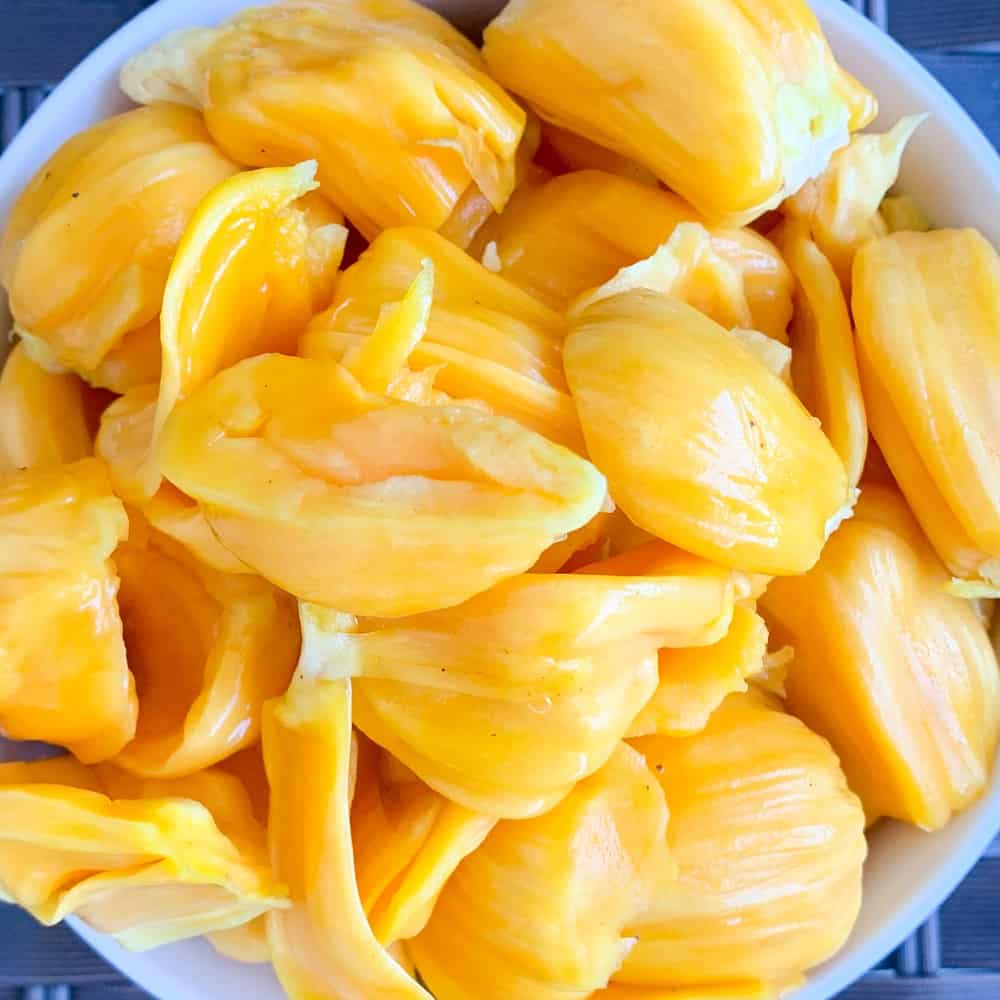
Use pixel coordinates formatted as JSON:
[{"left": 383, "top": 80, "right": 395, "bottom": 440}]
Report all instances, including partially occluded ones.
[{"left": 1, "top": 0, "right": 1000, "bottom": 997}]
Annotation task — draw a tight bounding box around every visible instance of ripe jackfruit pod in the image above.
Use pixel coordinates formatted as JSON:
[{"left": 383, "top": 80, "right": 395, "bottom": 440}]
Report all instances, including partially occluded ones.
[
  {"left": 159, "top": 353, "right": 606, "bottom": 616},
  {"left": 853, "top": 228, "right": 1000, "bottom": 592},
  {"left": 120, "top": 0, "right": 526, "bottom": 238},
  {"left": 760, "top": 485, "right": 1000, "bottom": 830},
  {"left": 295, "top": 554, "right": 733, "bottom": 817},
  {"left": 0, "top": 342, "right": 94, "bottom": 472},
  {"left": 569, "top": 223, "right": 761, "bottom": 334},
  {"left": 0, "top": 755, "right": 286, "bottom": 950},
  {"left": 0, "top": 460, "right": 135, "bottom": 761},
  {"left": 95, "top": 386, "right": 251, "bottom": 574},
  {"left": 112, "top": 514, "right": 300, "bottom": 779},
  {"left": 437, "top": 114, "right": 544, "bottom": 251},
  {"left": 263, "top": 672, "right": 432, "bottom": 1000},
  {"left": 627, "top": 604, "right": 769, "bottom": 738},
  {"left": 301, "top": 226, "right": 583, "bottom": 450},
  {"left": 778, "top": 221, "right": 868, "bottom": 487},
  {"left": 0, "top": 105, "right": 238, "bottom": 389},
  {"left": 784, "top": 115, "right": 925, "bottom": 289},
  {"left": 573, "top": 541, "right": 769, "bottom": 736},
  {"left": 352, "top": 736, "right": 496, "bottom": 945},
  {"left": 208, "top": 916, "right": 271, "bottom": 964},
  {"left": 879, "top": 193, "right": 931, "bottom": 234},
  {"left": 471, "top": 170, "right": 793, "bottom": 340},
  {"left": 622, "top": 692, "right": 866, "bottom": 989},
  {"left": 482, "top": 0, "right": 876, "bottom": 225},
  {"left": 565, "top": 291, "right": 852, "bottom": 575},
  {"left": 539, "top": 123, "right": 658, "bottom": 185},
  {"left": 152, "top": 162, "right": 345, "bottom": 485},
  {"left": 410, "top": 743, "right": 674, "bottom": 1000}
]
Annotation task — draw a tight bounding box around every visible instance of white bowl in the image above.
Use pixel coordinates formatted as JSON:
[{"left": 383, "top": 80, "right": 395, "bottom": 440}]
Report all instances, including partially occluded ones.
[{"left": 2, "top": 2, "right": 1000, "bottom": 998}]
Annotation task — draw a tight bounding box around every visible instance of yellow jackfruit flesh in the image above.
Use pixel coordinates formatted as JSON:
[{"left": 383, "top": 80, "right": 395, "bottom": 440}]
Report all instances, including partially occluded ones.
[
  {"left": 540, "top": 123, "right": 659, "bottom": 185},
  {"left": 112, "top": 514, "right": 300, "bottom": 779},
  {"left": 0, "top": 756, "right": 286, "bottom": 950},
  {"left": 120, "top": 0, "right": 526, "bottom": 238},
  {"left": 95, "top": 386, "right": 252, "bottom": 574},
  {"left": 0, "top": 105, "right": 238, "bottom": 389},
  {"left": 0, "top": 342, "right": 94, "bottom": 472},
  {"left": 622, "top": 692, "right": 866, "bottom": 989},
  {"left": 785, "top": 115, "right": 925, "bottom": 289},
  {"left": 263, "top": 667, "right": 431, "bottom": 1000},
  {"left": 471, "top": 170, "right": 793, "bottom": 340},
  {"left": 352, "top": 735, "right": 496, "bottom": 945},
  {"left": 853, "top": 228, "right": 1000, "bottom": 591},
  {"left": 627, "top": 604, "right": 769, "bottom": 738},
  {"left": 158, "top": 353, "right": 606, "bottom": 616},
  {"left": 410, "top": 743, "right": 674, "bottom": 1000},
  {"left": 760, "top": 485, "right": 1000, "bottom": 830},
  {"left": 301, "top": 226, "right": 583, "bottom": 450},
  {"left": 880, "top": 193, "right": 931, "bottom": 234},
  {"left": 208, "top": 915, "right": 271, "bottom": 964},
  {"left": 778, "top": 221, "right": 868, "bottom": 487},
  {"left": 565, "top": 290, "right": 853, "bottom": 575},
  {"left": 294, "top": 553, "right": 733, "bottom": 817},
  {"left": 483, "top": 0, "right": 876, "bottom": 225},
  {"left": 0, "top": 460, "right": 135, "bottom": 762}
]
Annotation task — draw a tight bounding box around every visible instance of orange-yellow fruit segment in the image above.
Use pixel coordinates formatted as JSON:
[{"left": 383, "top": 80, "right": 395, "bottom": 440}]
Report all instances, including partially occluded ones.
[
  {"left": 853, "top": 228, "right": 1000, "bottom": 590},
  {"left": 471, "top": 170, "right": 793, "bottom": 340},
  {"left": 0, "top": 757, "right": 285, "bottom": 950},
  {"left": 208, "top": 915, "right": 271, "bottom": 964},
  {"left": 159, "top": 354, "right": 606, "bottom": 616},
  {"left": 353, "top": 736, "right": 496, "bottom": 944},
  {"left": 623, "top": 692, "right": 866, "bottom": 987},
  {"left": 540, "top": 123, "right": 658, "bottom": 185},
  {"left": 143, "top": 485, "right": 254, "bottom": 575},
  {"left": 483, "top": 0, "right": 876, "bottom": 225},
  {"left": 880, "top": 193, "right": 931, "bottom": 234},
  {"left": 143, "top": 161, "right": 346, "bottom": 496},
  {"left": 301, "top": 226, "right": 583, "bottom": 450},
  {"left": 112, "top": 514, "right": 300, "bottom": 779},
  {"left": 343, "top": 259, "right": 434, "bottom": 394},
  {"left": 785, "top": 115, "right": 925, "bottom": 288},
  {"left": 438, "top": 114, "right": 544, "bottom": 251},
  {"left": 565, "top": 291, "right": 852, "bottom": 575},
  {"left": 575, "top": 536, "right": 770, "bottom": 610},
  {"left": 95, "top": 386, "right": 251, "bottom": 573},
  {"left": 530, "top": 510, "right": 614, "bottom": 572},
  {"left": 0, "top": 105, "right": 238, "bottom": 386},
  {"left": 569, "top": 223, "right": 753, "bottom": 331},
  {"left": 779, "top": 222, "right": 867, "bottom": 487},
  {"left": 760, "top": 485, "right": 1000, "bottom": 830},
  {"left": 263, "top": 672, "right": 431, "bottom": 1000},
  {"left": 0, "top": 459, "right": 135, "bottom": 762},
  {"left": 95, "top": 385, "right": 159, "bottom": 506},
  {"left": 91, "top": 322, "right": 162, "bottom": 395},
  {"left": 628, "top": 604, "right": 768, "bottom": 738},
  {"left": 217, "top": 745, "right": 271, "bottom": 826},
  {"left": 0, "top": 342, "right": 93, "bottom": 472},
  {"left": 296, "top": 556, "right": 731, "bottom": 817},
  {"left": 157, "top": 162, "right": 343, "bottom": 427},
  {"left": 410, "top": 743, "right": 673, "bottom": 1000},
  {"left": 120, "top": 0, "right": 526, "bottom": 239}
]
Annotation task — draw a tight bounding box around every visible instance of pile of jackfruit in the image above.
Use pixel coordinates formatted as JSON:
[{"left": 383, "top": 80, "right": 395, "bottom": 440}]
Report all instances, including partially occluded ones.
[{"left": 1, "top": 0, "right": 998, "bottom": 997}]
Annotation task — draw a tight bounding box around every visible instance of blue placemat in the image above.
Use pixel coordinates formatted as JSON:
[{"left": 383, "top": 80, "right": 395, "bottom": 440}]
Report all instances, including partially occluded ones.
[{"left": 1, "top": 1, "right": 1000, "bottom": 997}]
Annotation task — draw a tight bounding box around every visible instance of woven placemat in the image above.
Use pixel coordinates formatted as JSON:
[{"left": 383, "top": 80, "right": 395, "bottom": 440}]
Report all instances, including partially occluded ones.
[{"left": 1, "top": 1, "right": 999, "bottom": 996}]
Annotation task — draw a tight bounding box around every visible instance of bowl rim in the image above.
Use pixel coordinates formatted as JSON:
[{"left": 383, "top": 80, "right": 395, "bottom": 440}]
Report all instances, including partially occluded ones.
[{"left": 2, "top": 2, "right": 1000, "bottom": 999}]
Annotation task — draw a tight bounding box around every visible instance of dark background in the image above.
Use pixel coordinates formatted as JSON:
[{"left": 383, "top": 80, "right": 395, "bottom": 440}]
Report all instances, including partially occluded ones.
[{"left": 1, "top": 1, "right": 999, "bottom": 997}]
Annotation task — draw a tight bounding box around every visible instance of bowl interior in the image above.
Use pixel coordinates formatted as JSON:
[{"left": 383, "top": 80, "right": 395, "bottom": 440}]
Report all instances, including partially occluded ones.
[{"left": 1, "top": 2, "right": 1000, "bottom": 999}]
